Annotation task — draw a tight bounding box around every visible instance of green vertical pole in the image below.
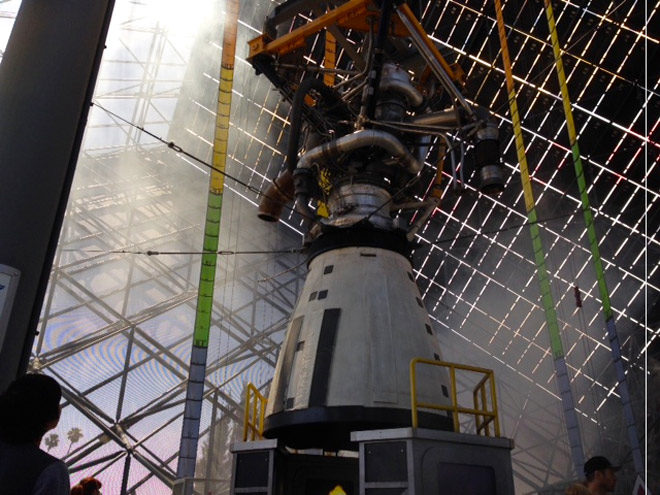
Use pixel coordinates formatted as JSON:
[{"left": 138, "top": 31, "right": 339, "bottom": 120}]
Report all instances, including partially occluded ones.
[
  {"left": 541, "top": 0, "right": 643, "bottom": 476},
  {"left": 176, "top": 0, "right": 240, "bottom": 490},
  {"left": 493, "top": 0, "right": 585, "bottom": 476}
]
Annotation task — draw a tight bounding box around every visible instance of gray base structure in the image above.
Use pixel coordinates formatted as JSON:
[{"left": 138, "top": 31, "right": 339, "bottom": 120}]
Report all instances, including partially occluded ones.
[{"left": 230, "top": 428, "right": 514, "bottom": 495}]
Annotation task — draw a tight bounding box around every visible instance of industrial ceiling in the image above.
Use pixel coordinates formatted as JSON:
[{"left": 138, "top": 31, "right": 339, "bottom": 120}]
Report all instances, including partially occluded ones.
[{"left": 0, "top": 0, "right": 657, "bottom": 493}]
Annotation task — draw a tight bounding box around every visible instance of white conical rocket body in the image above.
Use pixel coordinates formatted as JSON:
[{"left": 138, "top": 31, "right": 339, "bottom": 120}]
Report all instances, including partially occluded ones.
[{"left": 264, "top": 244, "right": 453, "bottom": 449}]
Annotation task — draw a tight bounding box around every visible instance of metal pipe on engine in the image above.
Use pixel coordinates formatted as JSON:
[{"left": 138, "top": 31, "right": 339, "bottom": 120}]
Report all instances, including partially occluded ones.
[
  {"left": 297, "top": 129, "right": 422, "bottom": 174},
  {"left": 257, "top": 169, "right": 295, "bottom": 222},
  {"left": 439, "top": 133, "right": 459, "bottom": 190},
  {"left": 396, "top": 3, "right": 475, "bottom": 118},
  {"left": 293, "top": 129, "right": 422, "bottom": 226},
  {"left": 379, "top": 64, "right": 424, "bottom": 108},
  {"left": 410, "top": 108, "right": 461, "bottom": 127}
]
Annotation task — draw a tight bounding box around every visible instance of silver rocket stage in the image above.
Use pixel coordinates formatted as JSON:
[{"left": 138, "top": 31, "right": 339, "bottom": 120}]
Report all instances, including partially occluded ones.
[
  {"left": 230, "top": 3, "right": 517, "bottom": 492},
  {"left": 263, "top": 233, "right": 454, "bottom": 450},
  {"left": 248, "top": 0, "right": 507, "bottom": 455}
]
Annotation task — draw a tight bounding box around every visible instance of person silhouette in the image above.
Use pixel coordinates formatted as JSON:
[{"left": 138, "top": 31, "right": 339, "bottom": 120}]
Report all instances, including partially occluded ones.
[
  {"left": 584, "top": 456, "right": 619, "bottom": 495},
  {"left": 0, "top": 373, "right": 70, "bottom": 494}
]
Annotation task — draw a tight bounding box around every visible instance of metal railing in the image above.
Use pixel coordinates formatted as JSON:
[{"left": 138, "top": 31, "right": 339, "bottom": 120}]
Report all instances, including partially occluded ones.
[
  {"left": 410, "top": 358, "right": 500, "bottom": 437},
  {"left": 243, "top": 382, "right": 267, "bottom": 441}
]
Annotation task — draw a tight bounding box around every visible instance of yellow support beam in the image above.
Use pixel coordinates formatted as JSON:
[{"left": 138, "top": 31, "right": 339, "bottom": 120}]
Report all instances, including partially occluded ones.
[
  {"left": 395, "top": 2, "right": 459, "bottom": 82},
  {"left": 324, "top": 30, "right": 337, "bottom": 87}
]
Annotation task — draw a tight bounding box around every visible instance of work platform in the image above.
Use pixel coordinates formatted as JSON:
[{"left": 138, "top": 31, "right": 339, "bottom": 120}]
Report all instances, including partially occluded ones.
[{"left": 231, "top": 427, "right": 515, "bottom": 495}]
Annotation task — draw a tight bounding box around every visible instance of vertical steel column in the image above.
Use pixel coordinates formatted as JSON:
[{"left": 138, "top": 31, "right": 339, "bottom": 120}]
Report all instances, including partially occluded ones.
[
  {"left": 541, "top": 0, "right": 643, "bottom": 476},
  {"left": 176, "top": 0, "right": 239, "bottom": 487},
  {"left": 0, "top": 0, "right": 115, "bottom": 388},
  {"left": 493, "top": 0, "right": 585, "bottom": 476},
  {"left": 120, "top": 453, "right": 131, "bottom": 495},
  {"left": 362, "top": 0, "right": 393, "bottom": 119}
]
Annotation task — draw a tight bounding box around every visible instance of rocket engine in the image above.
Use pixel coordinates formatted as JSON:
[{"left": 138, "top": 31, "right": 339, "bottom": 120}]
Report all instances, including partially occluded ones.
[{"left": 250, "top": 0, "right": 504, "bottom": 451}]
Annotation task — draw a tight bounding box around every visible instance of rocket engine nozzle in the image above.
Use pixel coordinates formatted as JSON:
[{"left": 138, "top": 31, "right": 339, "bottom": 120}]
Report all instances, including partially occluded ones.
[
  {"left": 257, "top": 169, "right": 295, "bottom": 222},
  {"left": 474, "top": 122, "right": 505, "bottom": 195}
]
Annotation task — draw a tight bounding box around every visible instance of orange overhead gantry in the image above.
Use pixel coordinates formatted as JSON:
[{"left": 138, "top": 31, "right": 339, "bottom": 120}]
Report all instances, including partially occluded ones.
[{"left": 247, "top": 0, "right": 466, "bottom": 89}]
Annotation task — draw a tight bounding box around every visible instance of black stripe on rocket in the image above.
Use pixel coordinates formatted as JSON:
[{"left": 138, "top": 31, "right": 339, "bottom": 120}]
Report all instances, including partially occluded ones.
[{"left": 309, "top": 308, "right": 341, "bottom": 407}]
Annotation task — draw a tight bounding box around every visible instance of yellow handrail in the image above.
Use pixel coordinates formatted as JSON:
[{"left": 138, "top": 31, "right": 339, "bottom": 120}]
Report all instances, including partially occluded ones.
[
  {"left": 410, "top": 358, "right": 500, "bottom": 437},
  {"left": 243, "top": 383, "right": 268, "bottom": 441}
]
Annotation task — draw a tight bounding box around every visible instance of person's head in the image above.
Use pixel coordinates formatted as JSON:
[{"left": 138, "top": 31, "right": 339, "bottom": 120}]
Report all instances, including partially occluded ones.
[
  {"left": 0, "top": 373, "right": 62, "bottom": 444},
  {"left": 584, "top": 456, "right": 619, "bottom": 492},
  {"left": 71, "top": 477, "right": 102, "bottom": 495}
]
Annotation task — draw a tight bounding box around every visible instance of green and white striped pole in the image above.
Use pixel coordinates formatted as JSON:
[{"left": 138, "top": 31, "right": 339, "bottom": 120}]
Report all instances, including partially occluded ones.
[
  {"left": 176, "top": 0, "right": 240, "bottom": 488},
  {"left": 542, "top": 0, "right": 643, "bottom": 476}
]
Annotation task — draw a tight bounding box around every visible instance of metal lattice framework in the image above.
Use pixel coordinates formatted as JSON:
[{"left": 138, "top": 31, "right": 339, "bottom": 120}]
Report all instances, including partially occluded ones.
[{"left": 1, "top": 0, "right": 657, "bottom": 493}]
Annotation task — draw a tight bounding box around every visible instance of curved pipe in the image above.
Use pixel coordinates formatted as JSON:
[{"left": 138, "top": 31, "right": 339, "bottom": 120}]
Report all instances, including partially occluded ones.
[
  {"left": 294, "top": 193, "right": 315, "bottom": 224},
  {"left": 297, "top": 129, "right": 422, "bottom": 174},
  {"left": 380, "top": 78, "right": 424, "bottom": 108},
  {"left": 410, "top": 108, "right": 460, "bottom": 127},
  {"left": 257, "top": 169, "right": 294, "bottom": 222}
]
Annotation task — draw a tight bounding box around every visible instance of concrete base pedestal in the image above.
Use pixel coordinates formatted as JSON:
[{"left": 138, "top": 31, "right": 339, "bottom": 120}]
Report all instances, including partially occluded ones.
[{"left": 230, "top": 428, "right": 514, "bottom": 495}]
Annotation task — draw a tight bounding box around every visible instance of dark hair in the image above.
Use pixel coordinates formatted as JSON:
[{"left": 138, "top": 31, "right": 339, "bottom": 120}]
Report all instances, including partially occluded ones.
[
  {"left": 584, "top": 456, "right": 619, "bottom": 481},
  {"left": 0, "top": 373, "right": 62, "bottom": 444}
]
